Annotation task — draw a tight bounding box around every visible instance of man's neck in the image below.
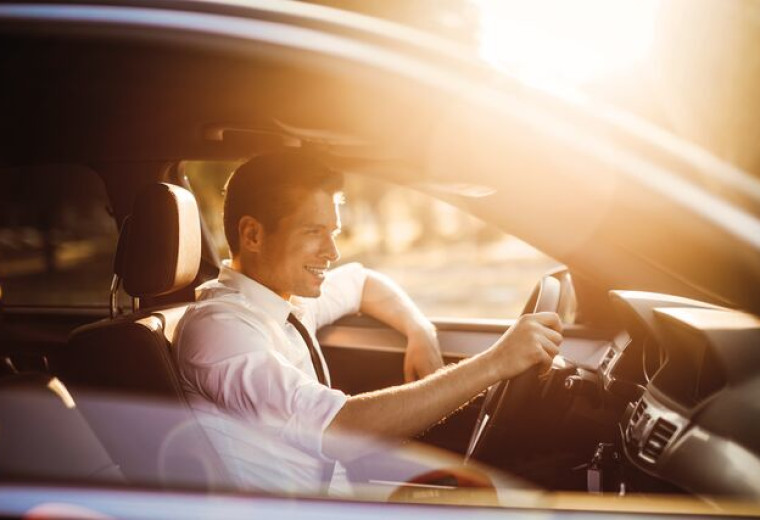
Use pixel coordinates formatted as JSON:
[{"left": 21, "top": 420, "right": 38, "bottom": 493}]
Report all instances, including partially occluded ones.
[{"left": 230, "top": 256, "right": 291, "bottom": 301}]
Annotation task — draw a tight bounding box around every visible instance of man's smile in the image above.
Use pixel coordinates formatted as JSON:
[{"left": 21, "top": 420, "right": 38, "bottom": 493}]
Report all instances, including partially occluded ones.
[{"left": 305, "top": 265, "right": 328, "bottom": 279}]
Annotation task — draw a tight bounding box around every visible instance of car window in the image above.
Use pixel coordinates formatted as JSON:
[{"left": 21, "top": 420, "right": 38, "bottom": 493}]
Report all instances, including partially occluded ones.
[
  {"left": 0, "top": 165, "right": 120, "bottom": 308},
  {"left": 185, "top": 161, "right": 559, "bottom": 318}
]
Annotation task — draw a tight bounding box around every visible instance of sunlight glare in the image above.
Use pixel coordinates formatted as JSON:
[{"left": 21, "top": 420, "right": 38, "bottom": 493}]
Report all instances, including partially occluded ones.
[{"left": 474, "top": 0, "right": 662, "bottom": 94}]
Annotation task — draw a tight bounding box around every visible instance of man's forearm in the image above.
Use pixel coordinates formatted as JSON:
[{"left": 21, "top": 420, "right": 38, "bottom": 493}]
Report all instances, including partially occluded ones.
[
  {"left": 359, "top": 269, "right": 444, "bottom": 382},
  {"left": 323, "top": 312, "right": 563, "bottom": 461},
  {"left": 323, "top": 348, "right": 499, "bottom": 460},
  {"left": 359, "top": 269, "right": 433, "bottom": 336}
]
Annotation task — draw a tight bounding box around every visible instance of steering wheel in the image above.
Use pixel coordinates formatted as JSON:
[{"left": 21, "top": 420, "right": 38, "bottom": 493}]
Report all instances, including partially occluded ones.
[{"left": 464, "top": 275, "right": 562, "bottom": 466}]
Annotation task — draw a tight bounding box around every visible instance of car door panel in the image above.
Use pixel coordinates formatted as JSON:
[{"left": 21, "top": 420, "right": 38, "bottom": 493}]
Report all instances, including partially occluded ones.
[{"left": 319, "top": 315, "right": 510, "bottom": 392}]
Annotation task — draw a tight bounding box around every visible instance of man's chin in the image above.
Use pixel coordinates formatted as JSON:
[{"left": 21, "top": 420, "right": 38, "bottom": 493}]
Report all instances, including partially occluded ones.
[{"left": 295, "top": 285, "right": 322, "bottom": 299}]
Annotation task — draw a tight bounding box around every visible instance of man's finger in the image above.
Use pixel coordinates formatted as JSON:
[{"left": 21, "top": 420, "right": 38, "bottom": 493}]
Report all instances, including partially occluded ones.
[
  {"left": 531, "top": 312, "right": 563, "bottom": 332},
  {"left": 429, "top": 351, "right": 445, "bottom": 370},
  {"left": 417, "top": 358, "right": 440, "bottom": 379},
  {"left": 535, "top": 347, "right": 553, "bottom": 374},
  {"left": 539, "top": 335, "right": 561, "bottom": 358},
  {"left": 541, "top": 326, "right": 563, "bottom": 346}
]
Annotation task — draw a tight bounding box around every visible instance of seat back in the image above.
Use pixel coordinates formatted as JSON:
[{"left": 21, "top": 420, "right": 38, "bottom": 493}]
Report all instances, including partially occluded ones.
[{"left": 52, "top": 183, "right": 226, "bottom": 488}]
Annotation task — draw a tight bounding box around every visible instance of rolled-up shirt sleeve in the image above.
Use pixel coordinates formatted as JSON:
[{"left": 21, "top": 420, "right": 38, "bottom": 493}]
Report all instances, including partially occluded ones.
[
  {"left": 177, "top": 310, "right": 347, "bottom": 460},
  {"left": 299, "top": 262, "right": 367, "bottom": 330}
]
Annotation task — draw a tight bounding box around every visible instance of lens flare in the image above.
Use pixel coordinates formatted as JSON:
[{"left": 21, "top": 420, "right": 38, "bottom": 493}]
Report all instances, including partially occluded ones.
[{"left": 474, "top": 0, "right": 662, "bottom": 94}]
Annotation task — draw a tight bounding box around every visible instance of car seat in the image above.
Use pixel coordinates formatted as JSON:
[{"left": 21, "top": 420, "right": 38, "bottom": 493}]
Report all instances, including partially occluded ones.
[{"left": 51, "top": 183, "right": 228, "bottom": 490}]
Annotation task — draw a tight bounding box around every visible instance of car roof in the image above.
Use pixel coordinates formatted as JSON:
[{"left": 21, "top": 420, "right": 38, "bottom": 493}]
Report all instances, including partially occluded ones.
[{"left": 0, "top": 0, "right": 507, "bottom": 163}]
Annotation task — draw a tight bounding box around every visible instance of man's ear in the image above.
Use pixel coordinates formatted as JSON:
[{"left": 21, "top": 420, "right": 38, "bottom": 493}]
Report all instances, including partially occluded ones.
[{"left": 238, "top": 216, "right": 265, "bottom": 253}]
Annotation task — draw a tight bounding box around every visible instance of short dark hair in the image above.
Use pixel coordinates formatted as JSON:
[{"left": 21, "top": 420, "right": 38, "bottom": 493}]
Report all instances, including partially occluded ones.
[{"left": 223, "top": 150, "right": 344, "bottom": 256}]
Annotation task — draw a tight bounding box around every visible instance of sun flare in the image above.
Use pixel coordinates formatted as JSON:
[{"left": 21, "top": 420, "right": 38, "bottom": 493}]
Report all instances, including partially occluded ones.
[{"left": 474, "top": 0, "right": 662, "bottom": 94}]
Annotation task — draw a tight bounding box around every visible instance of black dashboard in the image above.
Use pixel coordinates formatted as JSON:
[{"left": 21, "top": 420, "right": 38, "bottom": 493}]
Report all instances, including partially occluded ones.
[{"left": 605, "top": 291, "right": 760, "bottom": 498}]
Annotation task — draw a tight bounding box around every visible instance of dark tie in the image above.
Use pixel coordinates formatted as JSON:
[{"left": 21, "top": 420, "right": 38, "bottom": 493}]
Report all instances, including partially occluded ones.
[
  {"left": 287, "top": 313, "right": 330, "bottom": 387},
  {"left": 287, "top": 312, "right": 335, "bottom": 489}
]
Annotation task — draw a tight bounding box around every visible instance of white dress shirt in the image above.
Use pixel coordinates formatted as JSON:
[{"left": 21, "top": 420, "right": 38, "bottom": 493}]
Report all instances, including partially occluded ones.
[{"left": 174, "top": 262, "right": 367, "bottom": 494}]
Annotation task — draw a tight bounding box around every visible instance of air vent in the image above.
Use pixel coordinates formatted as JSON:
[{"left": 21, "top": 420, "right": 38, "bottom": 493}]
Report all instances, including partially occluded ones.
[
  {"left": 626, "top": 399, "right": 647, "bottom": 443},
  {"left": 631, "top": 399, "right": 647, "bottom": 424},
  {"left": 641, "top": 418, "right": 677, "bottom": 463}
]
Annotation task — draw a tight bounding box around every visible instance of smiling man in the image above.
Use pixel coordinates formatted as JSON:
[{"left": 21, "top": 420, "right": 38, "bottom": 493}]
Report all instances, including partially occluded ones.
[{"left": 174, "top": 150, "right": 562, "bottom": 494}]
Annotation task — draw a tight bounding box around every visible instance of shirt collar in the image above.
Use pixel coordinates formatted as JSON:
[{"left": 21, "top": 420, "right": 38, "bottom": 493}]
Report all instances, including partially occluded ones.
[{"left": 217, "top": 261, "right": 296, "bottom": 326}]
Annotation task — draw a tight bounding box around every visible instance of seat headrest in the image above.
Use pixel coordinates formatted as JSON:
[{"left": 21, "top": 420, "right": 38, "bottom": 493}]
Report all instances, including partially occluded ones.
[{"left": 120, "top": 183, "right": 201, "bottom": 298}]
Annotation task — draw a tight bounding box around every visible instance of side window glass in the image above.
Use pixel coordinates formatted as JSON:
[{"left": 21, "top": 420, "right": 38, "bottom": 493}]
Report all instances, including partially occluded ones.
[
  {"left": 338, "top": 176, "right": 560, "bottom": 318},
  {"left": 185, "top": 162, "right": 559, "bottom": 318},
  {"left": 0, "top": 166, "right": 119, "bottom": 308},
  {"left": 183, "top": 161, "right": 242, "bottom": 259}
]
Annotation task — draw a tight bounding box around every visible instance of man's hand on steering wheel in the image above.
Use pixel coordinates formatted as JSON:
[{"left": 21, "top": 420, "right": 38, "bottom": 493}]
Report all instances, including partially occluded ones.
[{"left": 486, "top": 312, "right": 563, "bottom": 381}]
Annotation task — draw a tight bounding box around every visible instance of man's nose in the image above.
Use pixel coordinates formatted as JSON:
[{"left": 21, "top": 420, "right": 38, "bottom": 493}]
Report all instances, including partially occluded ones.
[{"left": 321, "top": 235, "right": 340, "bottom": 262}]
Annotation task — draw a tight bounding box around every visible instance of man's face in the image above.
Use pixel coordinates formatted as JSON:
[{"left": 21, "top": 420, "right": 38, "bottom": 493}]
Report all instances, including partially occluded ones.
[{"left": 257, "top": 189, "right": 341, "bottom": 300}]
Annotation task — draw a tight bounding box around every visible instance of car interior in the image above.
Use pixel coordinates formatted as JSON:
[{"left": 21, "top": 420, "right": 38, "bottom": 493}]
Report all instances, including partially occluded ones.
[{"left": 1, "top": 8, "right": 759, "bottom": 509}]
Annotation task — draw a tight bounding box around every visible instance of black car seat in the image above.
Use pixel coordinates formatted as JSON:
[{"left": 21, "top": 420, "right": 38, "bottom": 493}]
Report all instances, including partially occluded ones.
[
  {"left": 0, "top": 372, "right": 123, "bottom": 483},
  {"left": 51, "top": 183, "right": 227, "bottom": 489}
]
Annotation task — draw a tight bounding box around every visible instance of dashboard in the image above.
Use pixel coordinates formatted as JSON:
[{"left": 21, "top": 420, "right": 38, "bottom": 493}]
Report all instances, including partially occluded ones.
[
  {"left": 602, "top": 291, "right": 760, "bottom": 498},
  {"left": 527, "top": 289, "right": 760, "bottom": 498}
]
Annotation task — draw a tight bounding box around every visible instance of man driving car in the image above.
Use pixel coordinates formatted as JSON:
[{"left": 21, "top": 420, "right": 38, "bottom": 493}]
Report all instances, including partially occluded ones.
[{"left": 174, "top": 150, "right": 562, "bottom": 493}]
